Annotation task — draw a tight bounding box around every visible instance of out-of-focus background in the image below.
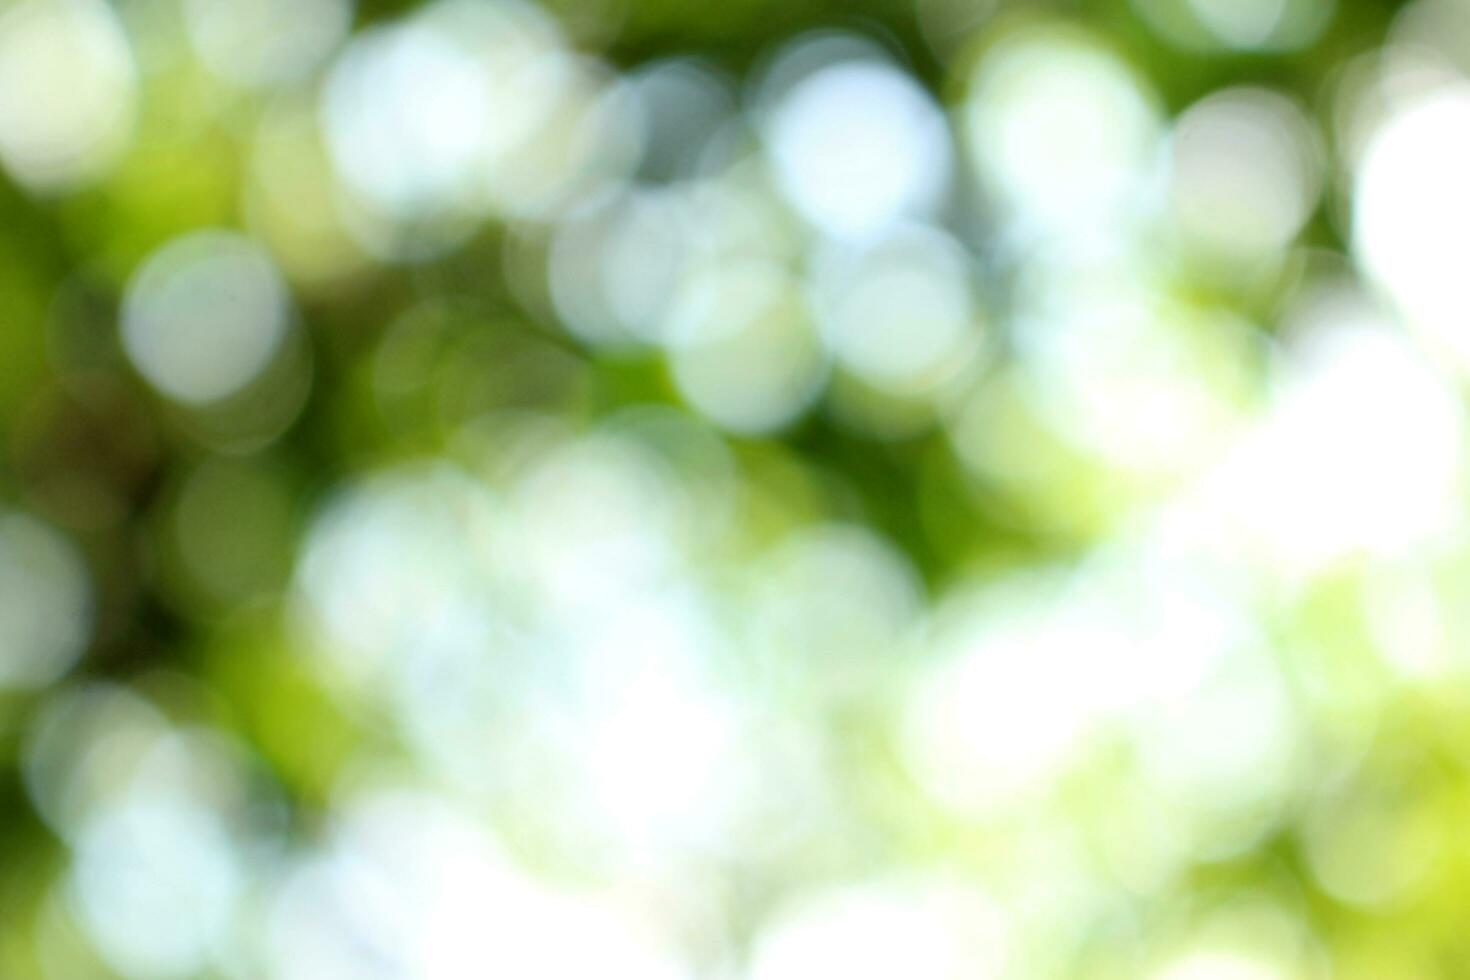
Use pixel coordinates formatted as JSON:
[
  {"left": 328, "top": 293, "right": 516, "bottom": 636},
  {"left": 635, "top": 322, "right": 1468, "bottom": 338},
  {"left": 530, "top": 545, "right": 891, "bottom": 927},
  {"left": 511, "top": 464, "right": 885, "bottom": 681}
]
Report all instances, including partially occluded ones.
[{"left": 1, "top": 0, "right": 1468, "bottom": 975}]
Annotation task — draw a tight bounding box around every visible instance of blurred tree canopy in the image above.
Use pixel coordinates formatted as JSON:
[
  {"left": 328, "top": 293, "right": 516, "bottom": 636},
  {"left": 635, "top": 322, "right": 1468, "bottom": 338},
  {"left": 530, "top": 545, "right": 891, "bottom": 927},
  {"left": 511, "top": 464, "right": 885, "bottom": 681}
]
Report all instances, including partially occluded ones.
[{"left": 4, "top": 0, "right": 1470, "bottom": 977}]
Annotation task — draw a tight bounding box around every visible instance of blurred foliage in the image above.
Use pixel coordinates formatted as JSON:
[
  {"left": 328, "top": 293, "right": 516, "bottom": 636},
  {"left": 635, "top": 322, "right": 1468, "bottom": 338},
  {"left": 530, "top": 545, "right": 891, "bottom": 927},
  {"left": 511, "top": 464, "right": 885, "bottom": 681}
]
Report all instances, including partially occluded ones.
[{"left": 5, "top": 0, "right": 1470, "bottom": 977}]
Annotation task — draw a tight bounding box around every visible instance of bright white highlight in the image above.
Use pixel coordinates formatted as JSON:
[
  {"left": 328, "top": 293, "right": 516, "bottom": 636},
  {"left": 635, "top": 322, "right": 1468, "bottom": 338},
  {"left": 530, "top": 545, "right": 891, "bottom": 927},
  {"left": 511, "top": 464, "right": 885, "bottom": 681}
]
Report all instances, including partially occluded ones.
[
  {"left": 965, "top": 30, "right": 1160, "bottom": 231},
  {"left": 1187, "top": 0, "right": 1291, "bottom": 48},
  {"left": 322, "top": 0, "right": 637, "bottom": 250},
  {"left": 1355, "top": 85, "right": 1470, "bottom": 371},
  {"left": 0, "top": 0, "right": 136, "bottom": 191},
  {"left": 69, "top": 797, "right": 243, "bottom": 979},
  {"left": 22, "top": 685, "right": 169, "bottom": 838},
  {"left": 0, "top": 513, "right": 91, "bottom": 689},
  {"left": 749, "top": 879, "right": 1009, "bottom": 980},
  {"left": 1170, "top": 88, "right": 1322, "bottom": 259},
  {"left": 122, "top": 231, "right": 292, "bottom": 404},
  {"left": 508, "top": 434, "right": 685, "bottom": 611},
  {"left": 666, "top": 261, "right": 827, "bottom": 433},
  {"left": 902, "top": 545, "right": 1292, "bottom": 821},
  {"left": 1153, "top": 949, "right": 1290, "bottom": 980},
  {"left": 810, "top": 224, "right": 981, "bottom": 394},
  {"left": 749, "top": 524, "right": 924, "bottom": 675},
  {"left": 267, "top": 790, "right": 689, "bottom": 980},
  {"left": 1015, "top": 272, "right": 1247, "bottom": 477},
  {"left": 1203, "top": 313, "right": 1466, "bottom": 578},
  {"left": 764, "top": 59, "right": 951, "bottom": 241},
  {"left": 185, "top": 0, "right": 352, "bottom": 87},
  {"left": 294, "top": 465, "right": 501, "bottom": 690},
  {"left": 549, "top": 189, "right": 692, "bottom": 348},
  {"left": 900, "top": 574, "right": 1106, "bottom": 812},
  {"left": 1133, "top": 0, "right": 1334, "bottom": 52},
  {"left": 323, "top": 21, "right": 497, "bottom": 220}
]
